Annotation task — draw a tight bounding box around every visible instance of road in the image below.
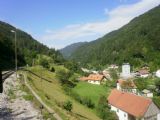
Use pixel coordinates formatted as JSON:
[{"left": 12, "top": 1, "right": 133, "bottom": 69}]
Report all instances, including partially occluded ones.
[{"left": 23, "top": 72, "right": 62, "bottom": 120}]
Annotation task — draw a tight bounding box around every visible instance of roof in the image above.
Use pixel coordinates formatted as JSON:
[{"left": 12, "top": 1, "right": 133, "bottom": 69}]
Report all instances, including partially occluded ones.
[
  {"left": 87, "top": 74, "right": 104, "bottom": 81},
  {"left": 139, "top": 69, "right": 149, "bottom": 75},
  {"left": 108, "top": 89, "right": 152, "bottom": 117},
  {"left": 117, "top": 79, "right": 137, "bottom": 88},
  {"left": 80, "top": 74, "right": 105, "bottom": 81},
  {"left": 79, "top": 77, "right": 88, "bottom": 81}
]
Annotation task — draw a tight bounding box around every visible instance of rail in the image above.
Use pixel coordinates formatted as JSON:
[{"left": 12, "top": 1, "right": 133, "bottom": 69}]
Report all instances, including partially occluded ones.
[{"left": 2, "top": 71, "right": 15, "bottom": 81}]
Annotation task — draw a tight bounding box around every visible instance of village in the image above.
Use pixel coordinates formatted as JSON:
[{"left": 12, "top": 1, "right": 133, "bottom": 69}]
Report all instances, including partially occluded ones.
[{"left": 79, "top": 63, "right": 160, "bottom": 120}]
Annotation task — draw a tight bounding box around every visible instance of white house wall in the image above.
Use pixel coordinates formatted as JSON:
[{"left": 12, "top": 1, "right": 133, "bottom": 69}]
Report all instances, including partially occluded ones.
[
  {"left": 140, "top": 74, "right": 149, "bottom": 78},
  {"left": 158, "top": 113, "right": 160, "bottom": 120},
  {"left": 111, "top": 105, "right": 128, "bottom": 120},
  {"left": 88, "top": 80, "right": 100, "bottom": 85}
]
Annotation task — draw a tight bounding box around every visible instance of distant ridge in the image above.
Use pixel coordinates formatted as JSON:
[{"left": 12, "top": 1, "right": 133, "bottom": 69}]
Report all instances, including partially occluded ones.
[
  {"left": 60, "top": 42, "right": 87, "bottom": 59},
  {"left": 69, "top": 5, "right": 160, "bottom": 71}
]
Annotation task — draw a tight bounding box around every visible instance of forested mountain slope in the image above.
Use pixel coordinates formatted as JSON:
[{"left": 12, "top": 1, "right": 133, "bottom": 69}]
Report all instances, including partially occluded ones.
[
  {"left": 0, "top": 21, "right": 62, "bottom": 69},
  {"left": 70, "top": 5, "right": 160, "bottom": 71},
  {"left": 60, "top": 42, "right": 87, "bottom": 59}
]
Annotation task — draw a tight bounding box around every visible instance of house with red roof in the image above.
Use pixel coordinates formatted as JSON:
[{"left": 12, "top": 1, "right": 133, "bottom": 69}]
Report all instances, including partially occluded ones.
[
  {"left": 117, "top": 79, "right": 137, "bottom": 94},
  {"left": 108, "top": 89, "right": 160, "bottom": 120},
  {"left": 138, "top": 69, "right": 150, "bottom": 78},
  {"left": 79, "top": 74, "right": 106, "bottom": 85}
]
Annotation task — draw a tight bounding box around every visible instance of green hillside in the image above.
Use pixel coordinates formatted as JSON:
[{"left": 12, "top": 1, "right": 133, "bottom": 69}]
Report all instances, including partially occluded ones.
[
  {"left": 60, "top": 42, "right": 87, "bottom": 59},
  {"left": 0, "top": 21, "right": 63, "bottom": 70},
  {"left": 70, "top": 5, "right": 160, "bottom": 71}
]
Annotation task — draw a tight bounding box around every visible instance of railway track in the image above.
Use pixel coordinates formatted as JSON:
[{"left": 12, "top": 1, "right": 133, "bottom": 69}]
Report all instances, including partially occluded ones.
[{"left": 2, "top": 70, "right": 15, "bottom": 81}]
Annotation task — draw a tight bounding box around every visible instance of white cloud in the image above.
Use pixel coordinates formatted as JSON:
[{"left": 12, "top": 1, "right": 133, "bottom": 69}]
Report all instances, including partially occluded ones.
[{"left": 39, "top": 0, "right": 160, "bottom": 49}]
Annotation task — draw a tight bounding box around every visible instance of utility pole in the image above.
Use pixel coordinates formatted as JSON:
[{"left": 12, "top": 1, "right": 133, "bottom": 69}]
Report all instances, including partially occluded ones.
[{"left": 11, "top": 29, "right": 17, "bottom": 80}]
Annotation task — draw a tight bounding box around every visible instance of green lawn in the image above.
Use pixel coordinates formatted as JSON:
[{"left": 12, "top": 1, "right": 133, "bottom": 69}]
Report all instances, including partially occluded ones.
[
  {"left": 72, "top": 82, "right": 111, "bottom": 106},
  {"left": 26, "top": 66, "right": 101, "bottom": 120}
]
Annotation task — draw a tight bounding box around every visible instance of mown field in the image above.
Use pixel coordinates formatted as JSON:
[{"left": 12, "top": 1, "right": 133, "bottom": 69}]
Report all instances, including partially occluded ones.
[
  {"left": 72, "top": 82, "right": 111, "bottom": 106},
  {"left": 25, "top": 65, "right": 101, "bottom": 120}
]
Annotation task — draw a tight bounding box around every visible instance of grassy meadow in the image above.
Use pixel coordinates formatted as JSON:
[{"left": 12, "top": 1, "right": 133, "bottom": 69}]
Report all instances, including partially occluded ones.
[
  {"left": 25, "top": 65, "right": 101, "bottom": 120},
  {"left": 72, "top": 82, "right": 111, "bottom": 106}
]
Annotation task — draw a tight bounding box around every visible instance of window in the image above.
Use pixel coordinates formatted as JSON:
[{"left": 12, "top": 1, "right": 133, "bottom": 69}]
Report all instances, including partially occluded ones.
[
  {"left": 124, "top": 114, "right": 126, "bottom": 117},
  {"left": 117, "top": 109, "right": 119, "bottom": 113}
]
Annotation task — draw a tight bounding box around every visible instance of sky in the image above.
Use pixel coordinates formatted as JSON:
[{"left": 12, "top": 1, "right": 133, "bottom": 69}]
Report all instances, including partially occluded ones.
[{"left": 0, "top": 0, "right": 160, "bottom": 49}]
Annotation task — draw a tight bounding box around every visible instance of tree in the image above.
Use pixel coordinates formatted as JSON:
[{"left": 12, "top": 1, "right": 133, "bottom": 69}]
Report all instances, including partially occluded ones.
[
  {"left": 56, "top": 68, "right": 72, "bottom": 84},
  {"left": 97, "top": 95, "right": 118, "bottom": 120},
  {"left": 39, "top": 57, "right": 49, "bottom": 68},
  {"left": 109, "top": 69, "right": 118, "bottom": 80},
  {"left": 155, "top": 78, "right": 160, "bottom": 90},
  {"left": 64, "top": 60, "right": 79, "bottom": 72},
  {"left": 134, "top": 78, "right": 148, "bottom": 90},
  {"left": 63, "top": 100, "right": 73, "bottom": 111},
  {"left": 82, "top": 97, "right": 95, "bottom": 108},
  {"left": 50, "top": 66, "right": 55, "bottom": 72},
  {"left": 155, "top": 78, "right": 160, "bottom": 95}
]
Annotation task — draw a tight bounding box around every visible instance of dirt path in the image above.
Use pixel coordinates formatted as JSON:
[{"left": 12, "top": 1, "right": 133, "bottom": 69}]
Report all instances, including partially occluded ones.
[
  {"left": 23, "top": 72, "right": 62, "bottom": 120},
  {"left": 0, "top": 73, "right": 42, "bottom": 120}
]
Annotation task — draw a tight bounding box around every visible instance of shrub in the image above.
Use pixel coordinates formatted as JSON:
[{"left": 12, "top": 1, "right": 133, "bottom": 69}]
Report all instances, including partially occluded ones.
[
  {"left": 70, "top": 91, "right": 82, "bottom": 103},
  {"left": 109, "top": 69, "right": 118, "bottom": 80},
  {"left": 69, "top": 91, "right": 94, "bottom": 109},
  {"left": 23, "top": 94, "right": 34, "bottom": 101},
  {"left": 134, "top": 78, "right": 148, "bottom": 90},
  {"left": 82, "top": 97, "right": 95, "bottom": 108},
  {"left": 56, "top": 68, "right": 72, "bottom": 84},
  {"left": 155, "top": 78, "right": 160, "bottom": 91},
  {"left": 97, "top": 95, "right": 118, "bottom": 120},
  {"left": 39, "top": 59, "right": 49, "bottom": 69},
  {"left": 63, "top": 100, "right": 73, "bottom": 112},
  {"left": 153, "top": 96, "right": 160, "bottom": 108},
  {"left": 50, "top": 67, "right": 55, "bottom": 72}
]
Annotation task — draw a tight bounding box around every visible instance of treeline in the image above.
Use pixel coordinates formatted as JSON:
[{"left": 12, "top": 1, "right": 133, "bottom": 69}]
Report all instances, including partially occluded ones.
[
  {"left": 0, "top": 21, "right": 63, "bottom": 70},
  {"left": 70, "top": 5, "right": 160, "bottom": 71}
]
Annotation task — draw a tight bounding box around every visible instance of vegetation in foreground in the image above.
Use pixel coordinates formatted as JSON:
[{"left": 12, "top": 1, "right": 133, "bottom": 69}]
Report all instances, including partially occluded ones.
[{"left": 26, "top": 66, "right": 102, "bottom": 120}]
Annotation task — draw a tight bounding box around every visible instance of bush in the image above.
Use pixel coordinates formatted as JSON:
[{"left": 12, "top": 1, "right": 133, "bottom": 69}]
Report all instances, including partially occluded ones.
[
  {"left": 134, "top": 78, "right": 148, "bottom": 90},
  {"left": 97, "top": 95, "right": 118, "bottom": 120},
  {"left": 56, "top": 68, "right": 72, "bottom": 84},
  {"left": 109, "top": 69, "right": 118, "bottom": 80},
  {"left": 106, "top": 79, "right": 117, "bottom": 88},
  {"left": 82, "top": 97, "right": 95, "bottom": 108},
  {"left": 63, "top": 100, "right": 73, "bottom": 112},
  {"left": 155, "top": 78, "right": 160, "bottom": 90},
  {"left": 50, "top": 66, "right": 55, "bottom": 72},
  {"left": 70, "top": 91, "right": 82, "bottom": 103},
  {"left": 23, "top": 94, "right": 34, "bottom": 101},
  {"left": 39, "top": 59, "right": 49, "bottom": 69},
  {"left": 153, "top": 96, "right": 160, "bottom": 108},
  {"left": 69, "top": 91, "right": 94, "bottom": 109}
]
